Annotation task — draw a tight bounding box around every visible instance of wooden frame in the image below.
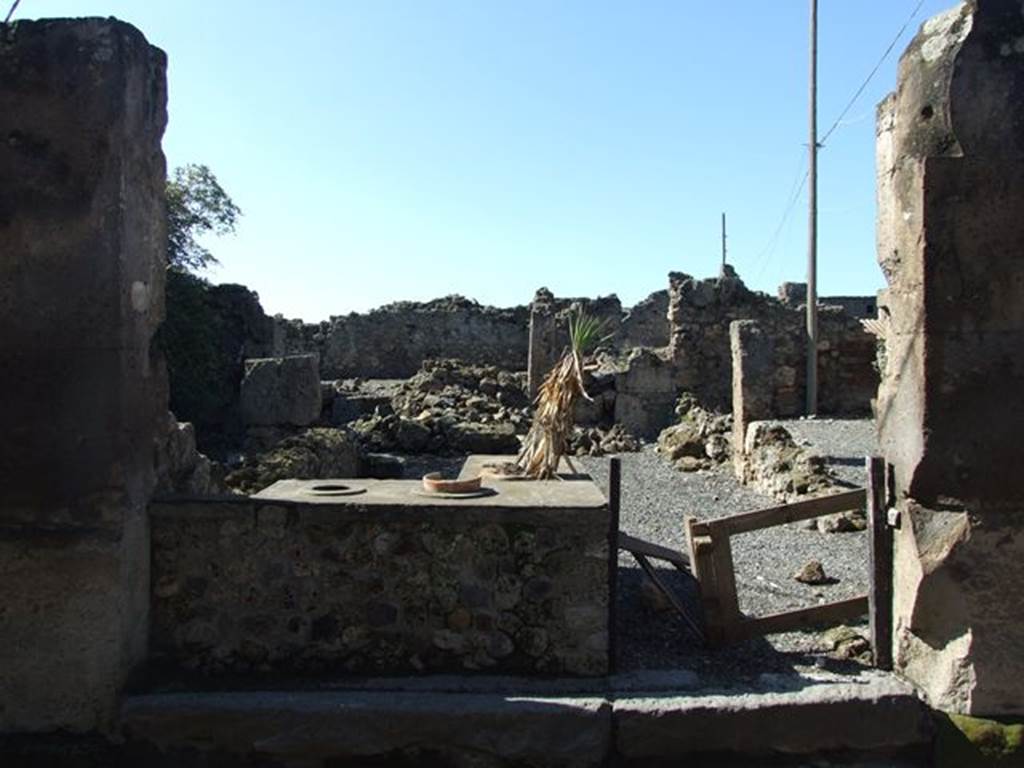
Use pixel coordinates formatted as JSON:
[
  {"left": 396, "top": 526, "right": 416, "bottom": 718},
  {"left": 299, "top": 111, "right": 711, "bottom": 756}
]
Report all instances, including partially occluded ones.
[{"left": 686, "top": 488, "right": 870, "bottom": 647}]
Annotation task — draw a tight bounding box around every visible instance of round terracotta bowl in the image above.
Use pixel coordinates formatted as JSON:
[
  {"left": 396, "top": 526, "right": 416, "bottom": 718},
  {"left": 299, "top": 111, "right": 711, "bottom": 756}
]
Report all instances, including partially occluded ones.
[{"left": 422, "top": 472, "right": 482, "bottom": 494}]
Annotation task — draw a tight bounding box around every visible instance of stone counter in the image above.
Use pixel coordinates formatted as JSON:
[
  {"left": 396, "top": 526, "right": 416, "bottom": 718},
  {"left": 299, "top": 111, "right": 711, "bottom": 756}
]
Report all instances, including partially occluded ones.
[{"left": 149, "top": 472, "right": 611, "bottom": 678}]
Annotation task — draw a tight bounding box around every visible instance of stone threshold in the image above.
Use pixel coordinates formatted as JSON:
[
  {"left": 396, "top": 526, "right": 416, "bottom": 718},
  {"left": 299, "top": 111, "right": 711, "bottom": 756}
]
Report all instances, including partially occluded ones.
[{"left": 122, "top": 667, "right": 932, "bottom": 765}]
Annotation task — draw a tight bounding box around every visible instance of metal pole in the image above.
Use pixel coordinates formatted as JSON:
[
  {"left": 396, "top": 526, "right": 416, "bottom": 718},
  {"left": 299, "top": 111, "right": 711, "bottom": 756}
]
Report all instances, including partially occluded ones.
[
  {"left": 721, "top": 212, "right": 727, "bottom": 270},
  {"left": 806, "top": 0, "right": 819, "bottom": 416}
]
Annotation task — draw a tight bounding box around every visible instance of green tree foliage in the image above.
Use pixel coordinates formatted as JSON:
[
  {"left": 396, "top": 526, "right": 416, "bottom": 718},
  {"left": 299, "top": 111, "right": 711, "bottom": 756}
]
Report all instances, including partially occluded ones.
[
  {"left": 163, "top": 164, "right": 246, "bottom": 456},
  {"left": 166, "top": 163, "right": 241, "bottom": 272}
]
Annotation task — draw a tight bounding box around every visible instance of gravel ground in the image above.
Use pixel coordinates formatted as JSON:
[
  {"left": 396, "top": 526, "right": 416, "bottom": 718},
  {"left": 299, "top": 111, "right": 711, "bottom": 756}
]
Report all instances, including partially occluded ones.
[{"left": 580, "top": 418, "right": 877, "bottom": 676}]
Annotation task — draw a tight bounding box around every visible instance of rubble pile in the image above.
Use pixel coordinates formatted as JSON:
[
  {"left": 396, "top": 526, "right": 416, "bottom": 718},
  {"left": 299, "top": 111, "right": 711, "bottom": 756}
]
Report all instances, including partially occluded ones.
[
  {"left": 741, "top": 423, "right": 867, "bottom": 532},
  {"left": 349, "top": 359, "right": 529, "bottom": 455},
  {"left": 345, "top": 359, "right": 642, "bottom": 458},
  {"left": 655, "top": 393, "right": 733, "bottom": 472},
  {"left": 568, "top": 423, "right": 641, "bottom": 456},
  {"left": 225, "top": 427, "right": 361, "bottom": 495}
]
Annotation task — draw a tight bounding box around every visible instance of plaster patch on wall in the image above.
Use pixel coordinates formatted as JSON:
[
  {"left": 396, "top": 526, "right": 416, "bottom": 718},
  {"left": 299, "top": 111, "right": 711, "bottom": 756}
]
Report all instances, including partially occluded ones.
[
  {"left": 920, "top": 7, "right": 972, "bottom": 63},
  {"left": 130, "top": 281, "right": 150, "bottom": 312}
]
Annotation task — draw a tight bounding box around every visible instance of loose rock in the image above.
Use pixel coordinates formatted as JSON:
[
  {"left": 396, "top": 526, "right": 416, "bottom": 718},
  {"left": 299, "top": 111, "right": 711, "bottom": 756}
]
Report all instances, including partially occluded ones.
[{"left": 794, "top": 560, "right": 830, "bottom": 585}]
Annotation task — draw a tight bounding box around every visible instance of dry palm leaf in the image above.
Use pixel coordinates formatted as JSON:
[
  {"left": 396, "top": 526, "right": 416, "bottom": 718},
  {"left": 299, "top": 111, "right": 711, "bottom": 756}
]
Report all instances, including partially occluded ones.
[{"left": 516, "top": 308, "right": 610, "bottom": 479}]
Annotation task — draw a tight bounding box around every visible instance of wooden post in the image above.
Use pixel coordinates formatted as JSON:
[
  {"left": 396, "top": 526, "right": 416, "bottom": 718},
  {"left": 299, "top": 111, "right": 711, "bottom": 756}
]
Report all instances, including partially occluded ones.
[
  {"left": 686, "top": 517, "right": 741, "bottom": 647},
  {"left": 686, "top": 517, "right": 720, "bottom": 646},
  {"left": 606, "top": 457, "right": 621, "bottom": 673},
  {"left": 710, "top": 532, "right": 741, "bottom": 643},
  {"left": 867, "top": 456, "right": 894, "bottom": 670}
]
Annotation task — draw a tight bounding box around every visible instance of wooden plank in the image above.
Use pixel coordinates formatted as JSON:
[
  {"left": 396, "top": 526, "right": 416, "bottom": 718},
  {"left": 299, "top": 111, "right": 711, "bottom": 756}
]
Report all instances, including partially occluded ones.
[
  {"left": 686, "top": 516, "right": 722, "bottom": 647},
  {"left": 703, "top": 489, "right": 866, "bottom": 537},
  {"left": 633, "top": 552, "right": 704, "bottom": 642},
  {"left": 735, "top": 595, "right": 869, "bottom": 639},
  {"left": 606, "top": 457, "right": 621, "bottom": 674},
  {"left": 710, "top": 532, "right": 742, "bottom": 643},
  {"left": 688, "top": 520, "right": 711, "bottom": 537},
  {"left": 867, "top": 456, "right": 894, "bottom": 670},
  {"left": 618, "top": 532, "right": 690, "bottom": 570}
]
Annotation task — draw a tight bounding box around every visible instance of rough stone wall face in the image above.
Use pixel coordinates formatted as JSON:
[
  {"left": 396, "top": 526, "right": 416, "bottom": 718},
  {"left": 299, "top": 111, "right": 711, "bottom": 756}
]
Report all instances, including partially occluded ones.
[
  {"left": 0, "top": 19, "right": 167, "bottom": 732},
  {"left": 617, "top": 290, "right": 670, "bottom": 349},
  {"left": 613, "top": 348, "right": 678, "bottom": 437},
  {"left": 239, "top": 355, "right": 322, "bottom": 427},
  {"left": 526, "top": 291, "right": 626, "bottom": 397},
  {"left": 671, "top": 269, "right": 876, "bottom": 415},
  {"left": 669, "top": 269, "right": 776, "bottom": 410},
  {"left": 283, "top": 298, "right": 532, "bottom": 380},
  {"left": 274, "top": 290, "right": 667, "bottom": 387},
  {"left": 729, "top": 320, "right": 774, "bottom": 479},
  {"left": 778, "top": 282, "right": 878, "bottom": 320},
  {"left": 876, "top": 0, "right": 1024, "bottom": 716},
  {"left": 527, "top": 289, "right": 559, "bottom": 397},
  {"left": 150, "top": 498, "right": 610, "bottom": 677}
]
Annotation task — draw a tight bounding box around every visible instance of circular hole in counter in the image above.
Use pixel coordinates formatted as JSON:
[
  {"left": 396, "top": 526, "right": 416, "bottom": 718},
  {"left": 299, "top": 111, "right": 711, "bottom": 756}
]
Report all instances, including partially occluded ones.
[{"left": 306, "top": 484, "right": 367, "bottom": 496}]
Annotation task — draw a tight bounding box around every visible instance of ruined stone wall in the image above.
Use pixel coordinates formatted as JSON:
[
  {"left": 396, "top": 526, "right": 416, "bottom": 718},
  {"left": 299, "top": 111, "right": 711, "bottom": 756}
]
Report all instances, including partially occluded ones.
[
  {"left": 270, "top": 290, "right": 667, "bottom": 387},
  {"left": 876, "top": 0, "right": 1024, "bottom": 716},
  {"left": 0, "top": 19, "right": 167, "bottom": 732},
  {"left": 618, "top": 289, "right": 671, "bottom": 349},
  {"left": 274, "top": 296, "right": 531, "bottom": 379},
  {"left": 150, "top": 494, "right": 610, "bottom": 677},
  {"left": 778, "top": 282, "right": 879, "bottom": 320},
  {"left": 671, "top": 268, "right": 877, "bottom": 414},
  {"left": 527, "top": 290, "right": 625, "bottom": 396}
]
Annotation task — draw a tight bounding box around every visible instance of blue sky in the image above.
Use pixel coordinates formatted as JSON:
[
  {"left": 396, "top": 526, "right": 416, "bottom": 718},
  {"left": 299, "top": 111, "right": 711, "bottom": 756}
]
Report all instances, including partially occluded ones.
[{"left": 30, "top": 1, "right": 953, "bottom": 320}]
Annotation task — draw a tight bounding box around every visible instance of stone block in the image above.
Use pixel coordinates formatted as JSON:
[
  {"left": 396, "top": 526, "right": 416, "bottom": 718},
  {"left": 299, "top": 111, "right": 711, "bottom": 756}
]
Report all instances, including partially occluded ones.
[
  {"left": 729, "top": 320, "right": 773, "bottom": 478},
  {"left": 614, "top": 672, "right": 930, "bottom": 759},
  {"left": 123, "top": 691, "right": 610, "bottom": 767},
  {"left": 876, "top": 0, "right": 1024, "bottom": 716},
  {"left": 0, "top": 18, "right": 167, "bottom": 733},
  {"left": 239, "top": 355, "right": 322, "bottom": 427}
]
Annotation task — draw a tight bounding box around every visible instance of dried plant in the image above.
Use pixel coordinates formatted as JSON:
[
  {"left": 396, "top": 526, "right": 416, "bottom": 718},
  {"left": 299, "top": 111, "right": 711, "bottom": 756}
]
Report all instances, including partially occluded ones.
[{"left": 515, "top": 308, "right": 610, "bottom": 479}]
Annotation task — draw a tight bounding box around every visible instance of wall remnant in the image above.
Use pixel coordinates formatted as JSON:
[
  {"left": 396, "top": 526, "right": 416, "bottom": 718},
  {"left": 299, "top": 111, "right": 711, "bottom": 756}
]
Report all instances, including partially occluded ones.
[
  {"left": 730, "top": 320, "right": 774, "bottom": 479},
  {"left": 612, "top": 348, "right": 679, "bottom": 438},
  {"left": 671, "top": 268, "right": 878, "bottom": 415},
  {"left": 150, "top": 477, "right": 610, "bottom": 677},
  {"left": 0, "top": 19, "right": 167, "bottom": 732},
  {"left": 876, "top": 0, "right": 1024, "bottom": 715},
  {"left": 619, "top": 289, "right": 671, "bottom": 349},
  {"left": 239, "top": 355, "right": 322, "bottom": 428},
  {"left": 154, "top": 412, "right": 225, "bottom": 496},
  {"left": 778, "top": 282, "right": 878, "bottom": 320},
  {"left": 526, "top": 290, "right": 627, "bottom": 398},
  {"left": 277, "top": 296, "right": 531, "bottom": 380}
]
